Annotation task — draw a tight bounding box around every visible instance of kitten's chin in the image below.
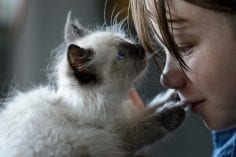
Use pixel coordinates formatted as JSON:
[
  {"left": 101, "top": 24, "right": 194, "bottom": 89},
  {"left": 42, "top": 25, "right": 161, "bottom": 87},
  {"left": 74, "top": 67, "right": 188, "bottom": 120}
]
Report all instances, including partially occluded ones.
[
  {"left": 134, "top": 60, "right": 147, "bottom": 73},
  {"left": 133, "top": 64, "right": 147, "bottom": 81},
  {"left": 74, "top": 71, "right": 100, "bottom": 85}
]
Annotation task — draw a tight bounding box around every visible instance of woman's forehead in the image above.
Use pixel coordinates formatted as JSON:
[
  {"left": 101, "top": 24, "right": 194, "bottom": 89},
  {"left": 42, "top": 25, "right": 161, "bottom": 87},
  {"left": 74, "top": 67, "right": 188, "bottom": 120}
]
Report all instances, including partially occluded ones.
[
  {"left": 146, "top": 0, "right": 220, "bottom": 28},
  {"left": 144, "top": 0, "right": 187, "bottom": 23}
]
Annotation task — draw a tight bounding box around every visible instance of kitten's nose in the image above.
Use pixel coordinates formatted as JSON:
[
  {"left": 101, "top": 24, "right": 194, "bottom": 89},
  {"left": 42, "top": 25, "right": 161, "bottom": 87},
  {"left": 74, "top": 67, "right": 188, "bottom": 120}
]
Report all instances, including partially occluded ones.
[
  {"left": 137, "top": 44, "right": 145, "bottom": 59},
  {"left": 131, "top": 44, "right": 145, "bottom": 60}
]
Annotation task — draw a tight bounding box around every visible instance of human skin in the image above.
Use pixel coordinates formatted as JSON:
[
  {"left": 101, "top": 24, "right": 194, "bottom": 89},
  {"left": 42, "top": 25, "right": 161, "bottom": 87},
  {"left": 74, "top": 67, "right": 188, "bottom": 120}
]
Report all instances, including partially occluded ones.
[{"left": 147, "top": 0, "right": 236, "bottom": 131}]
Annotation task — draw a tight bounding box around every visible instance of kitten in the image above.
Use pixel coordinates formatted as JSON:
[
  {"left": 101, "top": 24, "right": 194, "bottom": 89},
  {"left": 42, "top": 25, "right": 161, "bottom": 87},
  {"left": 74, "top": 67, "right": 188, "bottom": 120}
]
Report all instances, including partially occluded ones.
[{"left": 0, "top": 12, "right": 185, "bottom": 157}]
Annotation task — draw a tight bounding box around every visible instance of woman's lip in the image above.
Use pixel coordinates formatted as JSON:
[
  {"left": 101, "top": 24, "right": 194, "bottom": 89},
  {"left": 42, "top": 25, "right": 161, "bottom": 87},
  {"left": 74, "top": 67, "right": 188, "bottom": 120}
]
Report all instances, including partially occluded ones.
[{"left": 183, "top": 100, "right": 205, "bottom": 113}]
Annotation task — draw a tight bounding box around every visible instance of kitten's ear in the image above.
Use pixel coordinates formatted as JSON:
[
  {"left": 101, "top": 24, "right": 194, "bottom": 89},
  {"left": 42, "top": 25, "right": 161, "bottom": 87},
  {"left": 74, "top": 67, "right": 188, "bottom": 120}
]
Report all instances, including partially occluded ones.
[
  {"left": 67, "top": 44, "right": 94, "bottom": 70},
  {"left": 64, "top": 11, "right": 90, "bottom": 42},
  {"left": 67, "top": 44, "right": 97, "bottom": 85}
]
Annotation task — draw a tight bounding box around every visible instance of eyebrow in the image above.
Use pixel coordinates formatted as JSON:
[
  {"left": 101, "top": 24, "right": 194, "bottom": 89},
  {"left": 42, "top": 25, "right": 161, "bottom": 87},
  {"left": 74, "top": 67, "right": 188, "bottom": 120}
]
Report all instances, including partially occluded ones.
[
  {"left": 167, "top": 18, "right": 187, "bottom": 23},
  {"left": 167, "top": 17, "right": 190, "bottom": 30},
  {"left": 166, "top": 10, "right": 188, "bottom": 23}
]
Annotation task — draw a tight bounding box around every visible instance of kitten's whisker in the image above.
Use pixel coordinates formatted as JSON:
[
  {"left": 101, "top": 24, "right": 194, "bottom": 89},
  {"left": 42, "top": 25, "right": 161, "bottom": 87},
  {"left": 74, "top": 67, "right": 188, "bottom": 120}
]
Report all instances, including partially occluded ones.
[
  {"left": 137, "top": 61, "right": 145, "bottom": 71},
  {"left": 114, "top": 10, "right": 127, "bottom": 29},
  {"left": 148, "top": 48, "right": 164, "bottom": 57},
  {"left": 127, "top": 4, "right": 131, "bottom": 31},
  {"left": 117, "top": 20, "right": 125, "bottom": 33},
  {"left": 103, "top": 0, "right": 109, "bottom": 27},
  {"left": 136, "top": 58, "right": 146, "bottom": 65},
  {"left": 110, "top": 4, "right": 118, "bottom": 26}
]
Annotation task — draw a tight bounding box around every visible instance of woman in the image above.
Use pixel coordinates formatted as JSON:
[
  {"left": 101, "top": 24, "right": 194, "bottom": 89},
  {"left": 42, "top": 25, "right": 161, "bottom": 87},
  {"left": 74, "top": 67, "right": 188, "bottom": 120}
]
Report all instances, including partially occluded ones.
[{"left": 131, "top": 0, "right": 236, "bottom": 156}]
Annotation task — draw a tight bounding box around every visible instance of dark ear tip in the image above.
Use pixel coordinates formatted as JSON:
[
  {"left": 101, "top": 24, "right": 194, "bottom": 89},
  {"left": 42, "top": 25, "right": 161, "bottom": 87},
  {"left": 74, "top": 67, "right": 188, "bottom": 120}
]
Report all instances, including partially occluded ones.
[
  {"left": 68, "top": 44, "right": 80, "bottom": 51},
  {"left": 68, "top": 11, "right": 72, "bottom": 16},
  {"left": 67, "top": 11, "right": 72, "bottom": 21}
]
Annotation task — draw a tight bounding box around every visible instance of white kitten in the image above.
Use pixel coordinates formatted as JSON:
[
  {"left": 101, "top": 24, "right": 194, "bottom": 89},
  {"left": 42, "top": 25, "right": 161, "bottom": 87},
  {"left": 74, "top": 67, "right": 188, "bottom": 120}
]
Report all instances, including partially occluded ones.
[{"left": 0, "top": 12, "right": 185, "bottom": 157}]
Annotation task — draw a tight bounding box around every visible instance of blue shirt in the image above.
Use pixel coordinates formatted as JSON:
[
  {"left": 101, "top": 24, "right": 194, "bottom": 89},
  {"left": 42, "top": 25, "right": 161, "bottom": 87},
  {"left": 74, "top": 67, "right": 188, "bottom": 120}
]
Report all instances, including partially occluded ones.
[{"left": 212, "top": 127, "right": 236, "bottom": 157}]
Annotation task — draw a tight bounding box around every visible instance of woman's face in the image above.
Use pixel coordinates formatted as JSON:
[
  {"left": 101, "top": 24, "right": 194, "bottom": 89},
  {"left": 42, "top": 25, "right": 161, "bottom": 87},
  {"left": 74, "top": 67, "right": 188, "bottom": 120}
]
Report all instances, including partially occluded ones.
[{"left": 150, "top": 0, "right": 236, "bottom": 130}]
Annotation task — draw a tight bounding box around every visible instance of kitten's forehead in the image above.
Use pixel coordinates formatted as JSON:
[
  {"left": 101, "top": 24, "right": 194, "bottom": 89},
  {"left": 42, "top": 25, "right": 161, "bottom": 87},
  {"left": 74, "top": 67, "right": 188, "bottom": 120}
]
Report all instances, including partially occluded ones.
[{"left": 72, "top": 31, "right": 134, "bottom": 50}]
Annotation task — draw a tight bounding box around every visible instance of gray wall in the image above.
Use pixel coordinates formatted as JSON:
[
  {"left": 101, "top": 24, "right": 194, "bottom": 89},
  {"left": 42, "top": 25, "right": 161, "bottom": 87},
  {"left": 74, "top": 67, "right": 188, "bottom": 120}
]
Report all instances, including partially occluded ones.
[
  {"left": 12, "top": 0, "right": 105, "bottom": 88},
  {"left": 0, "top": 0, "right": 213, "bottom": 156}
]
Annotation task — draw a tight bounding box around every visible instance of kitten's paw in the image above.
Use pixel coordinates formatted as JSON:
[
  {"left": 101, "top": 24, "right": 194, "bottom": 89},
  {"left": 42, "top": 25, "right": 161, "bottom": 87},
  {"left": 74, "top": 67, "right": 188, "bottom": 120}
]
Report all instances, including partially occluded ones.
[
  {"left": 148, "top": 89, "right": 178, "bottom": 108},
  {"left": 159, "top": 104, "right": 185, "bottom": 131},
  {"left": 147, "top": 89, "right": 186, "bottom": 131}
]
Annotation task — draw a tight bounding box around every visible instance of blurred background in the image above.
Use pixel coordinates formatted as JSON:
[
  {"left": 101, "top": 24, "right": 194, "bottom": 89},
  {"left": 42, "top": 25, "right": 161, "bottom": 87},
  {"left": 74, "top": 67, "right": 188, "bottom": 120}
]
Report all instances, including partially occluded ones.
[{"left": 0, "top": 0, "right": 212, "bottom": 156}]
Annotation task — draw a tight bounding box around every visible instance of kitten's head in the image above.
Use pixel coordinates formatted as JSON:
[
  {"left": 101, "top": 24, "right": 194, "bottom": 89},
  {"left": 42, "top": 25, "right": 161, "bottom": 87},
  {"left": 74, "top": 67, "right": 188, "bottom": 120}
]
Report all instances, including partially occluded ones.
[{"left": 57, "top": 12, "right": 146, "bottom": 92}]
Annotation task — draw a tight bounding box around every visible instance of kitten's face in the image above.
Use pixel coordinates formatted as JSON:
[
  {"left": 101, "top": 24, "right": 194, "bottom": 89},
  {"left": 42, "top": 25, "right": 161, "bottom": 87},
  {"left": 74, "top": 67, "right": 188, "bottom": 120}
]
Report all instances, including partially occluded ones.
[
  {"left": 59, "top": 12, "right": 146, "bottom": 90},
  {"left": 67, "top": 32, "right": 146, "bottom": 86}
]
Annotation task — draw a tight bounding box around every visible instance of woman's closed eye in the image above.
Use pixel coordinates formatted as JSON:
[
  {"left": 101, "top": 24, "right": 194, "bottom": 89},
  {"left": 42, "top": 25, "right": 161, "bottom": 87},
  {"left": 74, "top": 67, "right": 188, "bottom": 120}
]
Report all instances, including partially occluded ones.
[{"left": 178, "top": 44, "right": 194, "bottom": 57}]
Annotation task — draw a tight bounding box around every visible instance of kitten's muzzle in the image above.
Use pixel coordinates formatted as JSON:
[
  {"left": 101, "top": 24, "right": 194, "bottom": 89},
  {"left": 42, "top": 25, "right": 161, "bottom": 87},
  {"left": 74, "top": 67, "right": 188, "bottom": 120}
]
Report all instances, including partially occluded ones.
[{"left": 130, "top": 44, "right": 146, "bottom": 60}]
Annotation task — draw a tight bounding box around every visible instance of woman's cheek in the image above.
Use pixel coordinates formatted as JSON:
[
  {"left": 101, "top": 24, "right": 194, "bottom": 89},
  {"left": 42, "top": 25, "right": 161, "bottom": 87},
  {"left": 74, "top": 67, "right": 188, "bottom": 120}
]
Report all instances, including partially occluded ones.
[{"left": 184, "top": 52, "right": 210, "bottom": 91}]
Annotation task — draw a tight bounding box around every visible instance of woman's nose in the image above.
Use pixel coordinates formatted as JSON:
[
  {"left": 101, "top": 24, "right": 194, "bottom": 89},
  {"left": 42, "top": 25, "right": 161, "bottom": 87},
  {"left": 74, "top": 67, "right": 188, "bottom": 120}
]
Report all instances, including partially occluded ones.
[{"left": 160, "top": 54, "right": 187, "bottom": 90}]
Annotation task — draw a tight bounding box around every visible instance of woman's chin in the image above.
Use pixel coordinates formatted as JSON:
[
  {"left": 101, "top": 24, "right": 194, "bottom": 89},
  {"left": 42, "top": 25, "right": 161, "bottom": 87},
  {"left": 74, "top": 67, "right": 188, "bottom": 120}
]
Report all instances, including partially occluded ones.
[{"left": 200, "top": 117, "right": 236, "bottom": 131}]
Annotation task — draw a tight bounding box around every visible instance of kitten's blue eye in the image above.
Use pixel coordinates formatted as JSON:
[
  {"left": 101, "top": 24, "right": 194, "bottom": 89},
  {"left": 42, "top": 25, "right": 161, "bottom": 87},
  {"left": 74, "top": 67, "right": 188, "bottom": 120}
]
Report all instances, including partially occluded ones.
[{"left": 116, "top": 51, "right": 126, "bottom": 60}]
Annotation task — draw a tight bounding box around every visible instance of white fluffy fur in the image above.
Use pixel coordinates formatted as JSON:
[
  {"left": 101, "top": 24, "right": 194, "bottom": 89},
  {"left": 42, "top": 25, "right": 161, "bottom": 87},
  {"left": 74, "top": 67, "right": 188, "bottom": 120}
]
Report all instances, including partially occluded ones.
[
  {"left": 0, "top": 14, "right": 145, "bottom": 157},
  {"left": 0, "top": 85, "right": 141, "bottom": 157},
  {"left": 0, "top": 13, "right": 185, "bottom": 157}
]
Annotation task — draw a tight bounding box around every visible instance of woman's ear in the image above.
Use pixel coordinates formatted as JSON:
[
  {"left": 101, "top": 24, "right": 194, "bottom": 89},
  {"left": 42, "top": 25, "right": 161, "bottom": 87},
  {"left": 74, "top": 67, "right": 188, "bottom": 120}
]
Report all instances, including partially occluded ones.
[{"left": 64, "top": 11, "right": 91, "bottom": 42}]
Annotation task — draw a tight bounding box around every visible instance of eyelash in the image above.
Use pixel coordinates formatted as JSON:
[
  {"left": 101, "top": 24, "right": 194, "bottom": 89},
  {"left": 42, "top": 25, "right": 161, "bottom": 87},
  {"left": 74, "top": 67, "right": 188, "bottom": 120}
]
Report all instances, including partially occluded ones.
[{"left": 177, "top": 44, "right": 194, "bottom": 57}]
